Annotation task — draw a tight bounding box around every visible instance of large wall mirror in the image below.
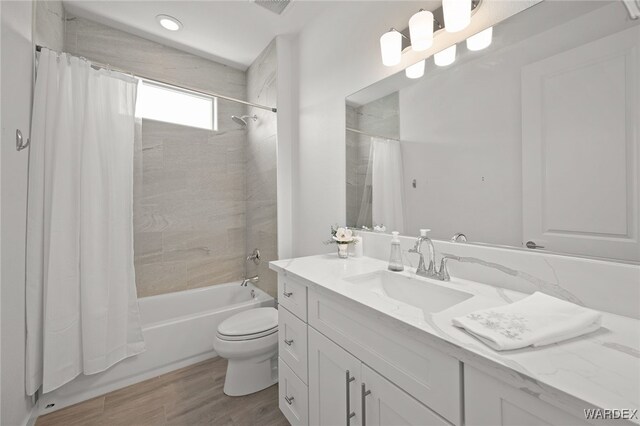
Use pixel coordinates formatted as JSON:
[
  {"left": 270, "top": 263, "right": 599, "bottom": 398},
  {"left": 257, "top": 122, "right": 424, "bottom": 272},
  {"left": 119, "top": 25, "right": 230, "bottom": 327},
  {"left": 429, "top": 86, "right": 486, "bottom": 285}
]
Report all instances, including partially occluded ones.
[{"left": 346, "top": 0, "right": 639, "bottom": 263}]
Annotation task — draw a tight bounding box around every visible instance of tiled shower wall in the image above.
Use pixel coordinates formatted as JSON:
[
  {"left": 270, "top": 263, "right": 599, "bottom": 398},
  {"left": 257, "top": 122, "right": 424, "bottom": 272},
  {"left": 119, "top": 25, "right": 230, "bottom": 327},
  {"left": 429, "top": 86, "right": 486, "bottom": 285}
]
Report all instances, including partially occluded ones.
[
  {"left": 246, "top": 41, "right": 278, "bottom": 297},
  {"left": 64, "top": 15, "right": 249, "bottom": 297}
]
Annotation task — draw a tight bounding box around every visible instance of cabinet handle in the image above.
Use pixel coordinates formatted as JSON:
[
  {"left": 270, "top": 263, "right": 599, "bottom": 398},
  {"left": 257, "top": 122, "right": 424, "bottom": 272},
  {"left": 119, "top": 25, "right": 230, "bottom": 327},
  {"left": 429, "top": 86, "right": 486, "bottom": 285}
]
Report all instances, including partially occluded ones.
[
  {"left": 284, "top": 395, "right": 294, "bottom": 405},
  {"left": 284, "top": 338, "right": 294, "bottom": 346},
  {"left": 361, "top": 383, "right": 371, "bottom": 426},
  {"left": 346, "top": 370, "right": 356, "bottom": 425},
  {"left": 283, "top": 290, "right": 293, "bottom": 297}
]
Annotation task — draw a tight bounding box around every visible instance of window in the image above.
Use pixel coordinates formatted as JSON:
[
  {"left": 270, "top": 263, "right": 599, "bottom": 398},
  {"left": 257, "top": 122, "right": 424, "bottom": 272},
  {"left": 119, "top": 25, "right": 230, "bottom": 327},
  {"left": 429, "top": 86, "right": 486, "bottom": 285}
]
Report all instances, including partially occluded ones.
[{"left": 135, "top": 79, "right": 218, "bottom": 131}]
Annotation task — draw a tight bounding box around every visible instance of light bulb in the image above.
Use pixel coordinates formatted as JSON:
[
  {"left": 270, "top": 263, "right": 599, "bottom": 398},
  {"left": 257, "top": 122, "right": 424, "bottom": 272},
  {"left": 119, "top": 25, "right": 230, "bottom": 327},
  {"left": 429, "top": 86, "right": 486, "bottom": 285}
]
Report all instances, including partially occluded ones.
[
  {"left": 443, "top": 0, "right": 471, "bottom": 33},
  {"left": 434, "top": 45, "right": 456, "bottom": 66},
  {"left": 409, "top": 10, "right": 434, "bottom": 52},
  {"left": 156, "top": 15, "right": 182, "bottom": 31},
  {"left": 380, "top": 30, "right": 402, "bottom": 66},
  {"left": 405, "top": 60, "right": 425, "bottom": 79},
  {"left": 466, "top": 27, "right": 493, "bottom": 51}
]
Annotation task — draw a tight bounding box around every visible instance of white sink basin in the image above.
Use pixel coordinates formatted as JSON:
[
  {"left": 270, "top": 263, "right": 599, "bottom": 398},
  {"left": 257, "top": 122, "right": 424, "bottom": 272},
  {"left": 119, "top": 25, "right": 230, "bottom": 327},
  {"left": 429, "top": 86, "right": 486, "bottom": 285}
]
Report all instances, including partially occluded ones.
[{"left": 344, "top": 270, "right": 473, "bottom": 314}]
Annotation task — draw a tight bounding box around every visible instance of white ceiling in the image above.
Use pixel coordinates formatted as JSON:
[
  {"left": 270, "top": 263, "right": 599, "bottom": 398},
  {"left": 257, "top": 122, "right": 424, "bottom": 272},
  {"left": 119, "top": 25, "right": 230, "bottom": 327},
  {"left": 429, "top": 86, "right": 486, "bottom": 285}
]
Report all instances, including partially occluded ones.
[{"left": 63, "top": 0, "right": 335, "bottom": 70}]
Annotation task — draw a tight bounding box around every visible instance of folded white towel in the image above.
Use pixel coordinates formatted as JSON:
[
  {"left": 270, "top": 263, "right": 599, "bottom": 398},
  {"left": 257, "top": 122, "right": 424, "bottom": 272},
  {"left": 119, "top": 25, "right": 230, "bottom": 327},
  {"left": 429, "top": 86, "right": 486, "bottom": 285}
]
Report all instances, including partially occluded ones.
[{"left": 452, "top": 292, "right": 602, "bottom": 351}]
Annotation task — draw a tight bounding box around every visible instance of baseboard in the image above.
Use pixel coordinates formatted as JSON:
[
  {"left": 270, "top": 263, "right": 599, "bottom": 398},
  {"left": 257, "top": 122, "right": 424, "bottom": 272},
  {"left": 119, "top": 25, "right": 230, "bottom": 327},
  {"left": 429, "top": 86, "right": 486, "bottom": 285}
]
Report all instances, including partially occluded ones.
[
  {"left": 22, "top": 404, "right": 39, "bottom": 426},
  {"left": 37, "top": 351, "right": 218, "bottom": 416}
]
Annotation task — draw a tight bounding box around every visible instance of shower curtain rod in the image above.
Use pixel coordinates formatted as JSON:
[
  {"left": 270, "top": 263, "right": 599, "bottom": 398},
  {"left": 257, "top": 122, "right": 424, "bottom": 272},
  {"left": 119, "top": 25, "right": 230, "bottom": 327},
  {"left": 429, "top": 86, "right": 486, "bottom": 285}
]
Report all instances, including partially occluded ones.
[
  {"left": 35, "top": 45, "right": 277, "bottom": 113},
  {"left": 346, "top": 127, "right": 400, "bottom": 142}
]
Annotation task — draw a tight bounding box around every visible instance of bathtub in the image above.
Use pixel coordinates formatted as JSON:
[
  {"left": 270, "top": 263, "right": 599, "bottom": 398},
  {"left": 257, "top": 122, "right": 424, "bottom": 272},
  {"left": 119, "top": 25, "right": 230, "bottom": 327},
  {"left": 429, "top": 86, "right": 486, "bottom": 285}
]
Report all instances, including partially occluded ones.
[{"left": 39, "top": 282, "right": 274, "bottom": 414}]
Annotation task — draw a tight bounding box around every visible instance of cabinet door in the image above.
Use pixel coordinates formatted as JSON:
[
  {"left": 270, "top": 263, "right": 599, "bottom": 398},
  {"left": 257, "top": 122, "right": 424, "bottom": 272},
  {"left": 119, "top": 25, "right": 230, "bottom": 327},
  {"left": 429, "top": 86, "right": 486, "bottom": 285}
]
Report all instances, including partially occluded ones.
[
  {"left": 309, "top": 327, "right": 362, "bottom": 426},
  {"left": 362, "top": 364, "right": 450, "bottom": 426},
  {"left": 465, "top": 366, "right": 589, "bottom": 426}
]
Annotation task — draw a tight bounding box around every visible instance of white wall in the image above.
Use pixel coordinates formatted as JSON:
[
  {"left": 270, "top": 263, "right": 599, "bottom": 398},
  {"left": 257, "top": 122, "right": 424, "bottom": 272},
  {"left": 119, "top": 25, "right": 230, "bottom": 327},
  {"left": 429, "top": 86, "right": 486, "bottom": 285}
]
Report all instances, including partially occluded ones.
[
  {"left": 276, "top": 34, "right": 297, "bottom": 260},
  {"left": 291, "top": 0, "right": 537, "bottom": 256},
  {"left": 1, "top": 2, "right": 35, "bottom": 424}
]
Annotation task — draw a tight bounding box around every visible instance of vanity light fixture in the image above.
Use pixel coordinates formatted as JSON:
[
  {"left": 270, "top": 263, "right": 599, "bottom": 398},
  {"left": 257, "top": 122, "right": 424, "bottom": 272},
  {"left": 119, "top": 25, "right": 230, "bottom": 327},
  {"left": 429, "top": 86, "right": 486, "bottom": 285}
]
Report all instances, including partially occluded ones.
[
  {"left": 443, "top": 0, "right": 472, "bottom": 33},
  {"left": 466, "top": 26, "right": 493, "bottom": 51},
  {"left": 409, "top": 10, "right": 434, "bottom": 51},
  {"left": 378, "top": 0, "right": 480, "bottom": 66},
  {"left": 405, "top": 60, "right": 425, "bottom": 79},
  {"left": 156, "top": 14, "right": 183, "bottom": 31},
  {"left": 380, "top": 29, "right": 403, "bottom": 66},
  {"left": 434, "top": 44, "right": 456, "bottom": 66}
]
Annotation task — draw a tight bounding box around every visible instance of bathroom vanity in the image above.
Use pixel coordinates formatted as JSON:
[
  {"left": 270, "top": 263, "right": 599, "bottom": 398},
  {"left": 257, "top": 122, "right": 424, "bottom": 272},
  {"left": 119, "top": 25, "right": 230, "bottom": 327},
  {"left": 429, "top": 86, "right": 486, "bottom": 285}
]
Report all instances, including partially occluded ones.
[{"left": 271, "top": 255, "right": 639, "bottom": 426}]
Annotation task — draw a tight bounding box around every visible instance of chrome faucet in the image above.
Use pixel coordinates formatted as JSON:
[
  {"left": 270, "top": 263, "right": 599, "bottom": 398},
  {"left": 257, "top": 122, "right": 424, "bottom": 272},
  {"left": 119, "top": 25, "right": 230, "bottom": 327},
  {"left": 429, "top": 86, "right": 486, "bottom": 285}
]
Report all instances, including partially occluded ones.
[
  {"left": 408, "top": 230, "right": 459, "bottom": 281},
  {"left": 408, "top": 229, "right": 436, "bottom": 278},
  {"left": 435, "top": 255, "right": 458, "bottom": 281},
  {"left": 241, "top": 275, "right": 259, "bottom": 287}
]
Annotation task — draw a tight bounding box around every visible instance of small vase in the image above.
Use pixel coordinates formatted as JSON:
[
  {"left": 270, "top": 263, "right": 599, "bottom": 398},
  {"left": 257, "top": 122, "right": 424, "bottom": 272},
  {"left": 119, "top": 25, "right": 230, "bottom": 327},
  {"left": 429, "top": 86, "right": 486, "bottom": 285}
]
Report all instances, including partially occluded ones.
[{"left": 337, "top": 243, "right": 349, "bottom": 259}]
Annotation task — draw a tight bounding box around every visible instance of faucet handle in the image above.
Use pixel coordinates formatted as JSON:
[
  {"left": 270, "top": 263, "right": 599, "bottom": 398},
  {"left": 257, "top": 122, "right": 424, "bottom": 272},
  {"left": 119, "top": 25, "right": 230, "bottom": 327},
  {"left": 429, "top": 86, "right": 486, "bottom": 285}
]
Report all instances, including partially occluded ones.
[
  {"left": 419, "top": 229, "right": 431, "bottom": 237},
  {"left": 438, "top": 258, "right": 450, "bottom": 281}
]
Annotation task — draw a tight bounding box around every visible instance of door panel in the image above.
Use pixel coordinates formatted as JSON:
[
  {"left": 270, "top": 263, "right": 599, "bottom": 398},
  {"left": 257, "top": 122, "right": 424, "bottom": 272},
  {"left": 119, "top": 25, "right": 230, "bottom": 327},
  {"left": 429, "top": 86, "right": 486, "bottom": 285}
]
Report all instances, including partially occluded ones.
[
  {"left": 522, "top": 25, "right": 640, "bottom": 261},
  {"left": 308, "top": 327, "right": 362, "bottom": 426},
  {"left": 465, "top": 365, "right": 589, "bottom": 426},
  {"left": 362, "top": 365, "right": 450, "bottom": 426}
]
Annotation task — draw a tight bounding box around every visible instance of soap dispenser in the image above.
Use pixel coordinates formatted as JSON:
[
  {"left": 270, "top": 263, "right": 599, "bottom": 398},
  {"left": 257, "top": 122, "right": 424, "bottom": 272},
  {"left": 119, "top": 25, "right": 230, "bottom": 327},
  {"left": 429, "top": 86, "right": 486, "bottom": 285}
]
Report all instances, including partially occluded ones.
[{"left": 388, "top": 231, "right": 404, "bottom": 272}]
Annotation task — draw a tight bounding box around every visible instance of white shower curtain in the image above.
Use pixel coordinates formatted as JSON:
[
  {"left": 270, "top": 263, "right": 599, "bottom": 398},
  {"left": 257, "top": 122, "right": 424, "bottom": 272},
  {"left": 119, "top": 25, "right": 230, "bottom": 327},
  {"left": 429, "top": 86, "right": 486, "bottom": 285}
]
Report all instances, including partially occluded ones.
[
  {"left": 26, "top": 49, "right": 145, "bottom": 395},
  {"left": 371, "top": 137, "right": 405, "bottom": 233}
]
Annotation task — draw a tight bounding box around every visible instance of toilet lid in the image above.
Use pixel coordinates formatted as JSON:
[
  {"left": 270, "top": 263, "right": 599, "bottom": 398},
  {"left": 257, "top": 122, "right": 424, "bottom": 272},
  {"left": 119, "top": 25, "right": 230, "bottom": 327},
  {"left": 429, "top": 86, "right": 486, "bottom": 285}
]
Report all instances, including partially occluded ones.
[{"left": 217, "top": 307, "right": 278, "bottom": 337}]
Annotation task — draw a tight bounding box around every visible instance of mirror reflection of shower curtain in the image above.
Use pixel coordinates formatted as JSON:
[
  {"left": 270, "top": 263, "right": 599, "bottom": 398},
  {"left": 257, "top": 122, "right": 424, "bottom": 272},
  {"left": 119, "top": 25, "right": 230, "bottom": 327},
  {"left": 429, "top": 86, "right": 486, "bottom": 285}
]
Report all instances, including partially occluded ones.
[
  {"left": 358, "top": 137, "right": 405, "bottom": 233},
  {"left": 356, "top": 141, "right": 373, "bottom": 229}
]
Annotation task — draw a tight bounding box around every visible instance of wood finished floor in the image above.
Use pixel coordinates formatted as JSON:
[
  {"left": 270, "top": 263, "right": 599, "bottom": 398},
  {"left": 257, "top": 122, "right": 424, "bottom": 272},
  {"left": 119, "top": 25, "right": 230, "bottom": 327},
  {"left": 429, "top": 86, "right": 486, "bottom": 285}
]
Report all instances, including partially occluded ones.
[{"left": 35, "top": 357, "right": 288, "bottom": 426}]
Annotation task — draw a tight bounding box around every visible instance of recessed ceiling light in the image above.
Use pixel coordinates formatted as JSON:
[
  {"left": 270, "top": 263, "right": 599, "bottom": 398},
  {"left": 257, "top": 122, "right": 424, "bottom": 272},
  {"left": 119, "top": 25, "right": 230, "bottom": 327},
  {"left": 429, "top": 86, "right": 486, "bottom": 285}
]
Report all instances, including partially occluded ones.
[{"left": 156, "top": 14, "right": 182, "bottom": 31}]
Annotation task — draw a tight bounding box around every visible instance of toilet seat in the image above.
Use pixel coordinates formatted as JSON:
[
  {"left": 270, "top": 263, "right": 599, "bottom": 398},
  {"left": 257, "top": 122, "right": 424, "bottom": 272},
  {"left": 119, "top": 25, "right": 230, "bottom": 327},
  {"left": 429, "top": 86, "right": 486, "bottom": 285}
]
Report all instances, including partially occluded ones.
[
  {"left": 216, "top": 307, "right": 278, "bottom": 341},
  {"left": 217, "top": 327, "right": 277, "bottom": 341}
]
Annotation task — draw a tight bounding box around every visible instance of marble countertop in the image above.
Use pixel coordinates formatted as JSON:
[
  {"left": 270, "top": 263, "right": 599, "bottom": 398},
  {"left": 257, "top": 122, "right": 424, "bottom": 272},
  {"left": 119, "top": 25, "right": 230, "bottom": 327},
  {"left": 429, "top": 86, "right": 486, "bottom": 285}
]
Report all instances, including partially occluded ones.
[{"left": 270, "top": 254, "right": 640, "bottom": 425}]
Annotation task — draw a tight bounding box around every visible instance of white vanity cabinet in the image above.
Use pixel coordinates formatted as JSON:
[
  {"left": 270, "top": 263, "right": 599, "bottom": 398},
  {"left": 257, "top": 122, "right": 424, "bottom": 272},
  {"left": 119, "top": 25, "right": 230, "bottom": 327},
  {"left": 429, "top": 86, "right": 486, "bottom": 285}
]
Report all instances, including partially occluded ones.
[
  {"left": 274, "top": 262, "right": 626, "bottom": 426},
  {"left": 465, "top": 366, "right": 590, "bottom": 426},
  {"left": 308, "top": 327, "right": 450, "bottom": 426},
  {"left": 277, "top": 272, "right": 460, "bottom": 426},
  {"left": 308, "top": 327, "right": 362, "bottom": 426},
  {"left": 361, "top": 364, "right": 451, "bottom": 426}
]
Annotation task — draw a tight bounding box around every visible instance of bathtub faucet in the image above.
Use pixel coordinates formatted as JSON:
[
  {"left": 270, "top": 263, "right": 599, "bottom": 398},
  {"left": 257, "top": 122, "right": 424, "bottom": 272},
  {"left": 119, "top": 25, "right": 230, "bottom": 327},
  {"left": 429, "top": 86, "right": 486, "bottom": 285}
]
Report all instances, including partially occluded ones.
[{"left": 241, "top": 275, "right": 259, "bottom": 287}]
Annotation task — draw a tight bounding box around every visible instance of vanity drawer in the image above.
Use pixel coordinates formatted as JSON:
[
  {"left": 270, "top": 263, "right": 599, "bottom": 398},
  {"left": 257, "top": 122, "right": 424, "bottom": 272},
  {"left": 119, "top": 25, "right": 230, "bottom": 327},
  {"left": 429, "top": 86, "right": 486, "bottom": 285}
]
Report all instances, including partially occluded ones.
[
  {"left": 308, "top": 288, "right": 462, "bottom": 426},
  {"left": 278, "top": 273, "right": 307, "bottom": 321},
  {"left": 279, "top": 357, "right": 309, "bottom": 426},
  {"left": 279, "top": 305, "right": 308, "bottom": 383}
]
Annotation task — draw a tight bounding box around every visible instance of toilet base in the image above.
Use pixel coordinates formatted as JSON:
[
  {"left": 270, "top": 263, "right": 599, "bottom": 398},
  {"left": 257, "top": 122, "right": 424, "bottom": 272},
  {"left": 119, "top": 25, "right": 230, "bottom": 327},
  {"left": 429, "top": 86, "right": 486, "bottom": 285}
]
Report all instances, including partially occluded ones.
[{"left": 223, "top": 353, "right": 278, "bottom": 396}]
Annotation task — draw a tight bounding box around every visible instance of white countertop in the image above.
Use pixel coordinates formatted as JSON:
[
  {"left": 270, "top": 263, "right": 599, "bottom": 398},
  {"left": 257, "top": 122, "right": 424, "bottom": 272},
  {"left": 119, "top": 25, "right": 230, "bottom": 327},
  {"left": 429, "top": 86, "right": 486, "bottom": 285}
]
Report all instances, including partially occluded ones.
[{"left": 270, "top": 254, "right": 640, "bottom": 424}]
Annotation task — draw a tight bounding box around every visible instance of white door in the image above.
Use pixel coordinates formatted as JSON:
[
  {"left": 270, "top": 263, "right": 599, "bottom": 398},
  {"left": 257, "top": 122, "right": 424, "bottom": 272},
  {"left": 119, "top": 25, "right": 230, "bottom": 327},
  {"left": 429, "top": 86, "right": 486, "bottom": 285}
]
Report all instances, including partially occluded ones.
[
  {"left": 361, "top": 364, "right": 449, "bottom": 426},
  {"left": 308, "top": 327, "right": 362, "bottom": 426},
  {"left": 465, "top": 366, "right": 589, "bottom": 426},
  {"left": 522, "top": 25, "right": 640, "bottom": 261}
]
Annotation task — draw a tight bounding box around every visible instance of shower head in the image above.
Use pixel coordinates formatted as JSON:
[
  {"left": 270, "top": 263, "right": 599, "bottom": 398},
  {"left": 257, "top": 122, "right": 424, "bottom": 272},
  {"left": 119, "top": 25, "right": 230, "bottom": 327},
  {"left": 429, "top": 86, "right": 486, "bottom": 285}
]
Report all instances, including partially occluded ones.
[{"left": 231, "top": 115, "right": 258, "bottom": 126}]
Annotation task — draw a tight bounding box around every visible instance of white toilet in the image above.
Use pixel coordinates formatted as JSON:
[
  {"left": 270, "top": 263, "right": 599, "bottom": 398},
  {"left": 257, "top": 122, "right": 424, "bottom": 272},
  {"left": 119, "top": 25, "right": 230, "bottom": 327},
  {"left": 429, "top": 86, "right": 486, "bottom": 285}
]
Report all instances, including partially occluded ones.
[{"left": 213, "top": 307, "right": 279, "bottom": 396}]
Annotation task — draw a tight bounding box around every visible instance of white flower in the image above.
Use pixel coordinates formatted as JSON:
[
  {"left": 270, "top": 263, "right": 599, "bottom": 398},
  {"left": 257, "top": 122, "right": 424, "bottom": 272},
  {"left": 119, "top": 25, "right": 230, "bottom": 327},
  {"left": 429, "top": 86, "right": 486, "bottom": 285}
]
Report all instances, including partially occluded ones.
[{"left": 333, "top": 227, "right": 354, "bottom": 243}]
